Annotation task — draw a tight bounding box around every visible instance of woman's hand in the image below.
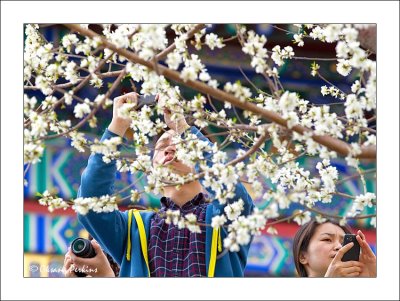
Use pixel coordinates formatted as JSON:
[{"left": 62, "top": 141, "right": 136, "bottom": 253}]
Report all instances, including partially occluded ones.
[
  {"left": 356, "top": 230, "right": 377, "bottom": 277},
  {"left": 67, "top": 240, "right": 116, "bottom": 277},
  {"left": 108, "top": 92, "right": 138, "bottom": 137},
  {"left": 325, "top": 242, "right": 365, "bottom": 277}
]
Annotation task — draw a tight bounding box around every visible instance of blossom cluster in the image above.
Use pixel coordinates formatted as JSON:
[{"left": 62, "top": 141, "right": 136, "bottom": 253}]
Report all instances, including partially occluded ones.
[
  {"left": 72, "top": 195, "right": 118, "bottom": 215},
  {"left": 271, "top": 45, "right": 295, "bottom": 66},
  {"left": 90, "top": 136, "right": 123, "bottom": 164},
  {"left": 37, "top": 191, "right": 119, "bottom": 215},
  {"left": 38, "top": 190, "right": 69, "bottom": 212},
  {"left": 347, "top": 192, "right": 376, "bottom": 217},
  {"left": 241, "top": 30, "right": 269, "bottom": 74}
]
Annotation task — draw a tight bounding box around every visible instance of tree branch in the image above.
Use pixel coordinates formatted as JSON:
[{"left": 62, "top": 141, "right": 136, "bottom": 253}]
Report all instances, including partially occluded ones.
[{"left": 64, "top": 24, "right": 376, "bottom": 160}]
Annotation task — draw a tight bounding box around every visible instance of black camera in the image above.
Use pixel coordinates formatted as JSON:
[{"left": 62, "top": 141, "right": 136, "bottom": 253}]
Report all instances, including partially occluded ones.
[
  {"left": 71, "top": 237, "right": 96, "bottom": 277},
  {"left": 136, "top": 94, "right": 157, "bottom": 110},
  {"left": 341, "top": 234, "right": 360, "bottom": 262}
]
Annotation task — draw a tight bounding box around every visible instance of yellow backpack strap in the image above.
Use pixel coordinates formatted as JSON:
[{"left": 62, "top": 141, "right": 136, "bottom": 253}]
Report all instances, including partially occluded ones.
[
  {"left": 126, "top": 209, "right": 133, "bottom": 261},
  {"left": 208, "top": 227, "right": 219, "bottom": 277},
  {"left": 132, "top": 209, "right": 151, "bottom": 277}
]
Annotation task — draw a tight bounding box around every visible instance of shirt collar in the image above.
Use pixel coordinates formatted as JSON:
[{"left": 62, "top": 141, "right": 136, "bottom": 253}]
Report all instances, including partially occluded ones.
[{"left": 160, "top": 192, "right": 207, "bottom": 212}]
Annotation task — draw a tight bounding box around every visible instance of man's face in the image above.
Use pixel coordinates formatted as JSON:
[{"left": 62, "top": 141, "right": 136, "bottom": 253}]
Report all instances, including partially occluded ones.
[{"left": 152, "top": 130, "right": 193, "bottom": 175}]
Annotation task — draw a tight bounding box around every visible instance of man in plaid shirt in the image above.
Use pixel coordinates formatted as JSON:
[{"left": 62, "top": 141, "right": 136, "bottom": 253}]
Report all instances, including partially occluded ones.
[{"left": 75, "top": 92, "right": 254, "bottom": 277}]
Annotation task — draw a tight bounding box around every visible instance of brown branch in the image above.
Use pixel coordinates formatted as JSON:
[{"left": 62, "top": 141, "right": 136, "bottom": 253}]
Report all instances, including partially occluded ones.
[
  {"left": 304, "top": 205, "right": 376, "bottom": 220},
  {"left": 226, "top": 129, "right": 269, "bottom": 166},
  {"left": 64, "top": 24, "right": 376, "bottom": 160},
  {"left": 264, "top": 211, "right": 304, "bottom": 228}
]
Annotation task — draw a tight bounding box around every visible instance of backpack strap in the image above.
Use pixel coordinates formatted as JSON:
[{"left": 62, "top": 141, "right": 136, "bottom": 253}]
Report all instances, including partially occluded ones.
[
  {"left": 126, "top": 209, "right": 151, "bottom": 277},
  {"left": 208, "top": 227, "right": 222, "bottom": 277}
]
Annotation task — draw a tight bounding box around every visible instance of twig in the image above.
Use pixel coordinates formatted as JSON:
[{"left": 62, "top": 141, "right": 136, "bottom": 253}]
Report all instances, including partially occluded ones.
[
  {"left": 206, "top": 94, "right": 219, "bottom": 113},
  {"left": 331, "top": 191, "right": 356, "bottom": 199},
  {"left": 113, "top": 173, "right": 146, "bottom": 195},
  {"left": 317, "top": 71, "right": 346, "bottom": 95},
  {"left": 41, "top": 69, "right": 127, "bottom": 140},
  {"left": 155, "top": 24, "right": 206, "bottom": 61},
  {"left": 24, "top": 163, "right": 31, "bottom": 177},
  {"left": 336, "top": 168, "right": 376, "bottom": 185},
  {"left": 226, "top": 129, "right": 269, "bottom": 167}
]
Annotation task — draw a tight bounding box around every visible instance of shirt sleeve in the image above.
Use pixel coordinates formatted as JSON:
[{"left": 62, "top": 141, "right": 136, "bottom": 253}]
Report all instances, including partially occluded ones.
[{"left": 76, "top": 128, "right": 130, "bottom": 265}]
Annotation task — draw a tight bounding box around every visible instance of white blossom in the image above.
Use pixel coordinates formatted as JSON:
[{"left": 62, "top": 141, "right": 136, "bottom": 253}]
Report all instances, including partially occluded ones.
[
  {"left": 293, "top": 210, "right": 312, "bottom": 225},
  {"left": 72, "top": 195, "right": 118, "bottom": 215},
  {"left": 293, "top": 33, "right": 304, "bottom": 46},
  {"left": 38, "top": 190, "right": 69, "bottom": 212},
  {"left": 62, "top": 34, "right": 79, "bottom": 52},
  {"left": 211, "top": 214, "right": 227, "bottom": 228},
  {"left": 271, "top": 45, "right": 295, "bottom": 66},
  {"left": 166, "top": 51, "right": 182, "bottom": 70},
  {"left": 64, "top": 61, "right": 79, "bottom": 84},
  {"left": 224, "top": 81, "right": 252, "bottom": 102},
  {"left": 69, "top": 131, "right": 87, "bottom": 152},
  {"left": 224, "top": 199, "right": 244, "bottom": 221},
  {"left": 348, "top": 192, "right": 376, "bottom": 217},
  {"left": 73, "top": 102, "right": 91, "bottom": 119},
  {"left": 336, "top": 59, "right": 352, "bottom": 76},
  {"left": 204, "top": 33, "right": 225, "bottom": 50}
]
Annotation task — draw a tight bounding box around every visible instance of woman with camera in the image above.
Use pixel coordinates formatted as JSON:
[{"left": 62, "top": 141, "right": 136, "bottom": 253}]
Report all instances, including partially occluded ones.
[{"left": 292, "top": 219, "right": 376, "bottom": 277}]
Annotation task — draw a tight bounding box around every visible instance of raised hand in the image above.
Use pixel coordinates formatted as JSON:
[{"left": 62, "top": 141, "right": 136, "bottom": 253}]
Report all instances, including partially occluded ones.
[
  {"left": 325, "top": 242, "right": 365, "bottom": 277},
  {"left": 108, "top": 92, "right": 138, "bottom": 137},
  {"left": 356, "top": 230, "right": 377, "bottom": 277}
]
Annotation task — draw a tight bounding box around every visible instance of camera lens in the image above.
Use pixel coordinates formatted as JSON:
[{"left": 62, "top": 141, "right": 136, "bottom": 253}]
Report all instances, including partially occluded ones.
[
  {"left": 70, "top": 237, "right": 96, "bottom": 277},
  {"left": 73, "top": 240, "right": 85, "bottom": 252},
  {"left": 71, "top": 238, "right": 96, "bottom": 258}
]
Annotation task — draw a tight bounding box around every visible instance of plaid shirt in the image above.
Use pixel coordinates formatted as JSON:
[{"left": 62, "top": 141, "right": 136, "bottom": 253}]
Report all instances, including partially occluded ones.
[{"left": 148, "top": 192, "right": 208, "bottom": 277}]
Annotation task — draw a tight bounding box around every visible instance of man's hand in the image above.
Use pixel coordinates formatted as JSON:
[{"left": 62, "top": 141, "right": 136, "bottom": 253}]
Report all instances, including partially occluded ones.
[
  {"left": 324, "top": 242, "right": 365, "bottom": 277},
  {"left": 108, "top": 92, "right": 138, "bottom": 137},
  {"left": 66, "top": 240, "right": 115, "bottom": 277}
]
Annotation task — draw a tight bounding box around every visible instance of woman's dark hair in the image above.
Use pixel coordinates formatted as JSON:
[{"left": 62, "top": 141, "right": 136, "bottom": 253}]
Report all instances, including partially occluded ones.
[
  {"left": 88, "top": 235, "right": 120, "bottom": 277},
  {"left": 292, "top": 219, "right": 352, "bottom": 277}
]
